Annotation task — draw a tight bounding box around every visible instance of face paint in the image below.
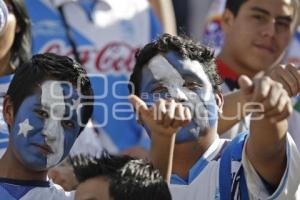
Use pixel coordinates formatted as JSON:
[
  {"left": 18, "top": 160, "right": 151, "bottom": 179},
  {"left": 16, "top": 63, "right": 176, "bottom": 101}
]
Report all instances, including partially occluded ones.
[
  {"left": 140, "top": 51, "right": 218, "bottom": 143},
  {"left": 11, "top": 80, "right": 81, "bottom": 171}
]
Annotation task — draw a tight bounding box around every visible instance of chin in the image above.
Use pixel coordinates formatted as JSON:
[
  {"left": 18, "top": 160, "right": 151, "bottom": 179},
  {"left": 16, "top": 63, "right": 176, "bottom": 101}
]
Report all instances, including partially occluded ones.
[
  {"left": 246, "top": 60, "right": 273, "bottom": 74},
  {"left": 22, "top": 159, "right": 49, "bottom": 172},
  {"left": 17, "top": 153, "right": 48, "bottom": 172},
  {"left": 252, "top": 54, "right": 276, "bottom": 68}
]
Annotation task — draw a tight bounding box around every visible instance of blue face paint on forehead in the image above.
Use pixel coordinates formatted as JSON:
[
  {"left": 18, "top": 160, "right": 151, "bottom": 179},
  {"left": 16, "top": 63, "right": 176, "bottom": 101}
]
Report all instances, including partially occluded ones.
[
  {"left": 164, "top": 51, "right": 209, "bottom": 86},
  {"left": 139, "top": 51, "right": 218, "bottom": 143},
  {"left": 11, "top": 80, "right": 82, "bottom": 171}
]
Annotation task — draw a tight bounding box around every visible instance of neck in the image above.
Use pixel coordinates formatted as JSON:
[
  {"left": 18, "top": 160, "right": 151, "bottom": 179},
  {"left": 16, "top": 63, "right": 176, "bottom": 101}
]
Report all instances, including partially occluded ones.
[
  {"left": 0, "top": 146, "right": 47, "bottom": 181},
  {"left": 172, "top": 130, "right": 217, "bottom": 179},
  {"left": 218, "top": 48, "right": 257, "bottom": 78},
  {"left": 0, "top": 52, "right": 14, "bottom": 77}
]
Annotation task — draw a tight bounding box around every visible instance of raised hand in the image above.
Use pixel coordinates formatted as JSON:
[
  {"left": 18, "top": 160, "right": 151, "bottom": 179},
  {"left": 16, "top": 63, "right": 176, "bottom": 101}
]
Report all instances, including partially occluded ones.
[
  {"left": 267, "top": 64, "right": 300, "bottom": 97},
  {"left": 129, "top": 95, "right": 191, "bottom": 137},
  {"left": 238, "top": 73, "right": 292, "bottom": 123}
]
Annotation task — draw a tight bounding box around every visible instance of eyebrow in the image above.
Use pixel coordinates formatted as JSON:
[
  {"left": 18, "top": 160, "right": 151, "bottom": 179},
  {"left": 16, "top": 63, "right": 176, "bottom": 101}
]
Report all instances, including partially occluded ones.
[
  {"left": 250, "top": 6, "right": 271, "bottom": 16},
  {"left": 250, "top": 6, "right": 293, "bottom": 22},
  {"left": 182, "top": 75, "right": 205, "bottom": 84},
  {"left": 276, "top": 16, "right": 292, "bottom": 23},
  {"left": 144, "top": 80, "right": 165, "bottom": 91}
]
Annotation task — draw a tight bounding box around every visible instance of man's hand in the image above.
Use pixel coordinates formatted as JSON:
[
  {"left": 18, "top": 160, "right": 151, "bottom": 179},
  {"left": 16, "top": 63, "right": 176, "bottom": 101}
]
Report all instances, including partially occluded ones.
[
  {"left": 267, "top": 64, "right": 300, "bottom": 97},
  {"left": 239, "top": 73, "right": 293, "bottom": 123},
  {"left": 129, "top": 95, "right": 192, "bottom": 182},
  {"left": 48, "top": 164, "right": 78, "bottom": 191},
  {"left": 129, "top": 95, "right": 192, "bottom": 137}
]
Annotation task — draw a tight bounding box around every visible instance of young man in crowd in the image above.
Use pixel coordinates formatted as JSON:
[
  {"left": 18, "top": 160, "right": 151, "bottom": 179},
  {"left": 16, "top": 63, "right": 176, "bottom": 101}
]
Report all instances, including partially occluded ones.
[
  {"left": 73, "top": 154, "right": 172, "bottom": 200},
  {"left": 213, "top": 0, "right": 300, "bottom": 141},
  {"left": 0, "top": 53, "right": 93, "bottom": 199},
  {"left": 129, "top": 34, "right": 300, "bottom": 199}
]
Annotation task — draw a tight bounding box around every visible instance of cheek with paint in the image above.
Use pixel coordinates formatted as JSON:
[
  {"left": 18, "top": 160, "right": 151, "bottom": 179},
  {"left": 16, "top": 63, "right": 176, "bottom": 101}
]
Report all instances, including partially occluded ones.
[
  {"left": 59, "top": 87, "right": 81, "bottom": 164},
  {"left": 11, "top": 95, "right": 49, "bottom": 171},
  {"left": 175, "top": 88, "right": 218, "bottom": 143},
  {"left": 42, "top": 81, "right": 81, "bottom": 169}
]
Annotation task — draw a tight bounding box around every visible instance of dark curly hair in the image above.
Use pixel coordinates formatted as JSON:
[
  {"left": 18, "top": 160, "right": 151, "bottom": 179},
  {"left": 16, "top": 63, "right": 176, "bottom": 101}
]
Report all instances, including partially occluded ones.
[
  {"left": 129, "top": 33, "right": 222, "bottom": 96},
  {"left": 72, "top": 154, "right": 172, "bottom": 200}
]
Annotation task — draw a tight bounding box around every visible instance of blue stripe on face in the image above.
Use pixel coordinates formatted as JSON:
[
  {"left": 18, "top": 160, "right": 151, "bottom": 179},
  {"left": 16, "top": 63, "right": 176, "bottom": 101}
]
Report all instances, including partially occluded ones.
[
  {"left": 139, "top": 52, "right": 218, "bottom": 143},
  {"left": 59, "top": 83, "right": 81, "bottom": 162}
]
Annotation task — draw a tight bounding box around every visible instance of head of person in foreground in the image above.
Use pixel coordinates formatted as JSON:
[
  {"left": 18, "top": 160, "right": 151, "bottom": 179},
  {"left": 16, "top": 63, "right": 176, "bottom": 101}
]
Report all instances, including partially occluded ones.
[{"left": 73, "top": 154, "right": 172, "bottom": 200}]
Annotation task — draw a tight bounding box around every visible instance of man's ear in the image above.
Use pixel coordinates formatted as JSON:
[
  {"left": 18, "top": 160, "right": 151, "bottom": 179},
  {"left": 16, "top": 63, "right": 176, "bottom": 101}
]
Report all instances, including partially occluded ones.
[
  {"left": 215, "top": 92, "right": 224, "bottom": 114},
  {"left": 3, "top": 95, "right": 14, "bottom": 128},
  {"left": 15, "top": 25, "right": 21, "bottom": 33},
  {"left": 221, "top": 9, "right": 235, "bottom": 34}
]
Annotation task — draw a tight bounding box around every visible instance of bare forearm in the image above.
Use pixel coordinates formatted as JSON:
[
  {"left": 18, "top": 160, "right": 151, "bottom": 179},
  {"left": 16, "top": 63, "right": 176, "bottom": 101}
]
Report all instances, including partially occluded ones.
[
  {"left": 150, "top": 133, "right": 176, "bottom": 183},
  {"left": 248, "top": 119, "right": 287, "bottom": 185}
]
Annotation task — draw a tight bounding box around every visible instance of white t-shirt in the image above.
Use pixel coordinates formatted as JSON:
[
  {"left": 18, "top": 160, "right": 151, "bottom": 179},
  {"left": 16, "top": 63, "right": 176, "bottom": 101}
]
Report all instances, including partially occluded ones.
[
  {"left": 170, "top": 133, "right": 300, "bottom": 200},
  {"left": 0, "top": 179, "right": 74, "bottom": 200}
]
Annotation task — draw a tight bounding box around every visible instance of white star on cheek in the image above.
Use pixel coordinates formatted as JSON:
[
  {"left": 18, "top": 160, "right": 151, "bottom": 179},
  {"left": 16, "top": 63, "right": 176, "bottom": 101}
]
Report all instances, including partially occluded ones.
[{"left": 17, "top": 119, "right": 34, "bottom": 138}]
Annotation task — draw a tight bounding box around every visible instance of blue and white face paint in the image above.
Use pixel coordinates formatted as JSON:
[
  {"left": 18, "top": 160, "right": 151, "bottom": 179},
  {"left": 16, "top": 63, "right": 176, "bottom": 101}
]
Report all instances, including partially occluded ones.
[
  {"left": 11, "top": 80, "right": 81, "bottom": 171},
  {"left": 140, "top": 51, "right": 218, "bottom": 143}
]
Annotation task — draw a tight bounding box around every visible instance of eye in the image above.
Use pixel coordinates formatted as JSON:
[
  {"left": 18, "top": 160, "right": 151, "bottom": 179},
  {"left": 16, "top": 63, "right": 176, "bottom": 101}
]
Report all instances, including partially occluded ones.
[
  {"left": 275, "top": 20, "right": 290, "bottom": 32},
  {"left": 252, "top": 14, "right": 267, "bottom": 23},
  {"left": 62, "top": 120, "right": 75, "bottom": 129},
  {"left": 184, "top": 82, "right": 204, "bottom": 90},
  {"left": 151, "top": 85, "right": 168, "bottom": 93},
  {"left": 34, "top": 109, "right": 49, "bottom": 119}
]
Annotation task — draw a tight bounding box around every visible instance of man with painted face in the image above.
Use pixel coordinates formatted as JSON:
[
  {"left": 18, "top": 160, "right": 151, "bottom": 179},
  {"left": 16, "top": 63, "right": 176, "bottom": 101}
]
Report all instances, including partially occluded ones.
[
  {"left": 0, "top": 53, "right": 93, "bottom": 199},
  {"left": 129, "top": 34, "right": 300, "bottom": 199}
]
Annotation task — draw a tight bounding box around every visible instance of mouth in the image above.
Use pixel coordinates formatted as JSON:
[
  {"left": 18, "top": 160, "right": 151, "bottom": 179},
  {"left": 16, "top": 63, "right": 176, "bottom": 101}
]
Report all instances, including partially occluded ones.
[
  {"left": 33, "top": 144, "right": 54, "bottom": 155},
  {"left": 253, "top": 43, "right": 276, "bottom": 54}
]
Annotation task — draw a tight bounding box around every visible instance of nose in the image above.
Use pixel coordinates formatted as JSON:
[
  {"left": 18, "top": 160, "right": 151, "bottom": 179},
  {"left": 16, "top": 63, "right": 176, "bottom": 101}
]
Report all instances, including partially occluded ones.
[
  {"left": 261, "top": 19, "right": 276, "bottom": 37},
  {"left": 171, "top": 88, "right": 188, "bottom": 102},
  {"left": 43, "top": 121, "right": 59, "bottom": 142}
]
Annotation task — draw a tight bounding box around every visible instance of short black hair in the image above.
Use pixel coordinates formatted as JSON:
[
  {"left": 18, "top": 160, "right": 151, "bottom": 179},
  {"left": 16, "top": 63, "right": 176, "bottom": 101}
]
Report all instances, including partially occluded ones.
[
  {"left": 6, "top": 53, "right": 93, "bottom": 131},
  {"left": 10, "top": 0, "right": 32, "bottom": 65},
  {"left": 129, "top": 33, "right": 222, "bottom": 96},
  {"left": 72, "top": 154, "right": 172, "bottom": 200},
  {"left": 226, "top": 0, "right": 299, "bottom": 23},
  {"left": 225, "top": 0, "right": 247, "bottom": 16}
]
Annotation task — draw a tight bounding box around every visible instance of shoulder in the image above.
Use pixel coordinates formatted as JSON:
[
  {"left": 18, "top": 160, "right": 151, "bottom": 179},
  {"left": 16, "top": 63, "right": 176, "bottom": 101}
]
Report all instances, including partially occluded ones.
[{"left": 23, "top": 182, "right": 75, "bottom": 200}]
